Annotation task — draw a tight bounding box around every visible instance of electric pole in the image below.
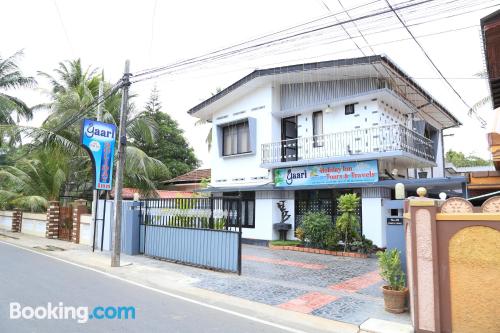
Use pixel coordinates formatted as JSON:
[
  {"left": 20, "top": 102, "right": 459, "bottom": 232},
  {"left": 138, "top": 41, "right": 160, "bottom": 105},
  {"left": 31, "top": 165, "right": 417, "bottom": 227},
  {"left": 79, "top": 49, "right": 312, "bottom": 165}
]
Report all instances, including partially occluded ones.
[{"left": 111, "top": 60, "right": 130, "bottom": 267}]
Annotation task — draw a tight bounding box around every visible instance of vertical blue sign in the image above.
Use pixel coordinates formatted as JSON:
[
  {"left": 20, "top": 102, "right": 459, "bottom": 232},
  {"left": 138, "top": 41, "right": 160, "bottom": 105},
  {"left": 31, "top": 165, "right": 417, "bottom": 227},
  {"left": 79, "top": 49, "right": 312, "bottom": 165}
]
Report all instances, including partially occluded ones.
[{"left": 81, "top": 119, "right": 117, "bottom": 190}]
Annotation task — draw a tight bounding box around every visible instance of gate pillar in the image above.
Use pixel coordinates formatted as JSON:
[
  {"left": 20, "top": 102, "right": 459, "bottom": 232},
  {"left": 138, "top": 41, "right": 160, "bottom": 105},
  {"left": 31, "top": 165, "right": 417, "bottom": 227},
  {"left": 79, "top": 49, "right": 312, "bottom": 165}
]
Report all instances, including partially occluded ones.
[
  {"left": 46, "top": 201, "right": 60, "bottom": 239},
  {"left": 72, "top": 199, "right": 88, "bottom": 244},
  {"left": 11, "top": 208, "right": 22, "bottom": 233}
]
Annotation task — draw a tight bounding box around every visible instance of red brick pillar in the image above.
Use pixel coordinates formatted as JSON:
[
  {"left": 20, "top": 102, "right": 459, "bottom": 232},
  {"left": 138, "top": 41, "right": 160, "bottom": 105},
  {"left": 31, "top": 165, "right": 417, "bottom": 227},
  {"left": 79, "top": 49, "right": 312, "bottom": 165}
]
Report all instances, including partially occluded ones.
[
  {"left": 72, "top": 199, "right": 88, "bottom": 244},
  {"left": 11, "top": 208, "right": 22, "bottom": 233},
  {"left": 46, "top": 201, "right": 60, "bottom": 239}
]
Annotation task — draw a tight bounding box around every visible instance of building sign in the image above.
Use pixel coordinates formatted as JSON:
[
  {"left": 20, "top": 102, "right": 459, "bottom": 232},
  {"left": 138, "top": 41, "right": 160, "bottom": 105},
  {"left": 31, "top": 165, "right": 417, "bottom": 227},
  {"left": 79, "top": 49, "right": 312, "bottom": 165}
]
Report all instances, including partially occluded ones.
[
  {"left": 81, "top": 119, "right": 116, "bottom": 190},
  {"left": 274, "top": 160, "right": 378, "bottom": 187},
  {"left": 387, "top": 217, "right": 403, "bottom": 225}
]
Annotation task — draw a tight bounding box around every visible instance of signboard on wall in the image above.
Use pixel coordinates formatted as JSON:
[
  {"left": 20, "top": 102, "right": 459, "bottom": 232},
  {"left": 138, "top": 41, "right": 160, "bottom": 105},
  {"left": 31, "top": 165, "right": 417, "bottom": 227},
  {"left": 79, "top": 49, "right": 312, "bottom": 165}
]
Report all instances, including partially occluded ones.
[
  {"left": 274, "top": 160, "right": 378, "bottom": 187},
  {"left": 81, "top": 119, "right": 116, "bottom": 190}
]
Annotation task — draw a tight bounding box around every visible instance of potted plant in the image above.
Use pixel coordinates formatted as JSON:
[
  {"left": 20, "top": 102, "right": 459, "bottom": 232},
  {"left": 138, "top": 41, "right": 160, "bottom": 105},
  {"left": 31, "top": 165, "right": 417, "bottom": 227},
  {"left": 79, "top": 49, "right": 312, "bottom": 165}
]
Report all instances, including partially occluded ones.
[{"left": 376, "top": 249, "right": 408, "bottom": 313}]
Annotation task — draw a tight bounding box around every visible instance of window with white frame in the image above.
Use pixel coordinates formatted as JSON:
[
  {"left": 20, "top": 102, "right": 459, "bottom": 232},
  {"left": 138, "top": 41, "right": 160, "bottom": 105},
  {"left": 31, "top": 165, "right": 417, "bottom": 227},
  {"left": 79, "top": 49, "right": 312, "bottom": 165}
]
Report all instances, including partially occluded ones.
[{"left": 222, "top": 121, "right": 251, "bottom": 156}]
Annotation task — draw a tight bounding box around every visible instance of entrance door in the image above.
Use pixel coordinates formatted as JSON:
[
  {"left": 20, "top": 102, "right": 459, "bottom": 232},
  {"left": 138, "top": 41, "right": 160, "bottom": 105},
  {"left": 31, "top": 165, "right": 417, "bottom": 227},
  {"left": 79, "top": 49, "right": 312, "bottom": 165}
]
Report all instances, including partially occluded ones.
[{"left": 281, "top": 116, "right": 298, "bottom": 162}]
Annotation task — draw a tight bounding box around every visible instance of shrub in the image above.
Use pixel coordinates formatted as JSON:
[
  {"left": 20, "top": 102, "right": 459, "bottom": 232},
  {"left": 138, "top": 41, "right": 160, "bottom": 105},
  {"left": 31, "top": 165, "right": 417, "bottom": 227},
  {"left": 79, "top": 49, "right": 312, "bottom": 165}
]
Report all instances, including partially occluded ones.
[
  {"left": 335, "top": 193, "right": 361, "bottom": 252},
  {"left": 300, "top": 211, "right": 333, "bottom": 249},
  {"left": 295, "top": 227, "right": 305, "bottom": 242},
  {"left": 376, "top": 249, "right": 406, "bottom": 290},
  {"left": 351, "top": 234, "right": 375, "bottom": 254},
  {"left": 325, "top": 228, "right": 340, "bottom": 250}
]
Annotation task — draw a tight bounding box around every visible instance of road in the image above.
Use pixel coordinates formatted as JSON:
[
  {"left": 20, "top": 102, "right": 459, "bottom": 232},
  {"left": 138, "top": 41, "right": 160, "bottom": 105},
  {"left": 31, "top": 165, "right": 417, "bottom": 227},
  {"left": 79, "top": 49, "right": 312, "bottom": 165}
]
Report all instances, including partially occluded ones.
[{"left": 0, "top": 242, "right": 298, "bottom": 333}]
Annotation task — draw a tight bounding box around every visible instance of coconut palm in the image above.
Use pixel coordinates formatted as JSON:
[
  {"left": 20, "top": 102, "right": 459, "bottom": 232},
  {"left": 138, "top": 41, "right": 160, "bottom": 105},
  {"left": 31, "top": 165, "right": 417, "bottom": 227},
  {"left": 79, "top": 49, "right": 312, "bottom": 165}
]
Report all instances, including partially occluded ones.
[
  {"left": 0, "top": 149, "right": 69, "bottom": 211},
  {"left": 0, "top": 50, "right": 36, "bottom": 125}
]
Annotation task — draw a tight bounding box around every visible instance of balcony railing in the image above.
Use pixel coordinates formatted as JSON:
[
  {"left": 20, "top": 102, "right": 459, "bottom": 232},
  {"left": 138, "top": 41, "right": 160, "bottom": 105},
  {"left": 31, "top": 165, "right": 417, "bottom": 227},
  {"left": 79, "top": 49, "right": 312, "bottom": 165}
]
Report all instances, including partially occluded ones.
[{"left": 261, "top": 124, "right": 435, "bottom": 165}]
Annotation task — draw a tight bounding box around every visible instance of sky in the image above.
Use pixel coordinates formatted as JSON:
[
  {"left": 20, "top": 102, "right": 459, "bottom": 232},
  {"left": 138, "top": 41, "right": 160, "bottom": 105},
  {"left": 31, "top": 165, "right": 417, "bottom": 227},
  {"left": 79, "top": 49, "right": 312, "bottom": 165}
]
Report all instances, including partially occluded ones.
[{"left": 1, "top": 0, "right": 499, "bottom": 167}]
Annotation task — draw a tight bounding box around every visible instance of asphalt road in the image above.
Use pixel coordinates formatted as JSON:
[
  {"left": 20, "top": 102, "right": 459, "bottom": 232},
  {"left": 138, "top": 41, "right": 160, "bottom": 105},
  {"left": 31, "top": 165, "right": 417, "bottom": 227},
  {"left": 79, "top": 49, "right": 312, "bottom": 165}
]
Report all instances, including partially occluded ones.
[{"left": 0, "top": 242, "right": 295, "bottom": 333}]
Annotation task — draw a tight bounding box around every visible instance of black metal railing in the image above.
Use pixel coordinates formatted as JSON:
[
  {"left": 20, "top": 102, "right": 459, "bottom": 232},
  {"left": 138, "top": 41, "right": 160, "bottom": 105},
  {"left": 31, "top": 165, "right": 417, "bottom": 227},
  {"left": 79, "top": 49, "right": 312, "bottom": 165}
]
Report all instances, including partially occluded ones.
[{"left": 261, "top": 124, "right": 435, "bottom": 165}]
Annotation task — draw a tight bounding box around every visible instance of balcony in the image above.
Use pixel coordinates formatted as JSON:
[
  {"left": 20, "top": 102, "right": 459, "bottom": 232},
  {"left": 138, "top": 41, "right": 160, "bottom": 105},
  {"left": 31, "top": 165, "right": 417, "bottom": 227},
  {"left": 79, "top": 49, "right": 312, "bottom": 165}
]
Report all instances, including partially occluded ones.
[{"left": 261, "top": 124, "right": 435, "bottom": 168}]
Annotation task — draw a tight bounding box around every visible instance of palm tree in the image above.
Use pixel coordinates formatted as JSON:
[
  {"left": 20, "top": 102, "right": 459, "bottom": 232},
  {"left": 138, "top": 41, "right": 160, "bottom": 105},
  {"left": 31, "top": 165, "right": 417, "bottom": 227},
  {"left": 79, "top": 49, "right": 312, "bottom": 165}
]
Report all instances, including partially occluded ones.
[
  {"left": 194, "top": 87, "right": 221, "bottom": 151},
  {"left": 0, "top": 149, "right": 69, "bottom": 211},
  {"left": 0, "top": 50, "right": 36, "bottom": 125}
]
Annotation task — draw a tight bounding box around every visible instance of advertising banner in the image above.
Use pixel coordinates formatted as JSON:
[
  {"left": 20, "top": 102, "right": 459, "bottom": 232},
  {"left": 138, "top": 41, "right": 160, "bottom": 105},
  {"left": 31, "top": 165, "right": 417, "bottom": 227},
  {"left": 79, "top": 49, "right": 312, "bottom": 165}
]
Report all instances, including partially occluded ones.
[
  {"left": 274, "top": 160, "right": 378, "bottom": 187},
  {"left": 81, "top": 119, "right": 117, "bottom": 190}
]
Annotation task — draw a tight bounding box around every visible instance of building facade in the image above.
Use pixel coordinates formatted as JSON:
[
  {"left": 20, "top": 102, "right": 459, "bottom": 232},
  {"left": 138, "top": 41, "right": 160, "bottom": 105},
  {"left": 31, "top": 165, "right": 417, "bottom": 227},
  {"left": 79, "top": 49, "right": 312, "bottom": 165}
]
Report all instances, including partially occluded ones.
[{"left": 188, "top": 55, "right": 465, "bottom": 246}]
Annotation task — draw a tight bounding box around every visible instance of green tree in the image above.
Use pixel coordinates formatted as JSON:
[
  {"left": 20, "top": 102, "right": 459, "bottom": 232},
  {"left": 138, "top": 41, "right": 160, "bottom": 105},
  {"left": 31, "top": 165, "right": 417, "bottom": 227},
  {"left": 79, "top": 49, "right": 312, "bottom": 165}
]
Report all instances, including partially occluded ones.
[
  {"left": 2, "top": 59, "right": 168, "bottom": 198},
  {"left": 134, "top": 87, "right": 199, "bottom": 181},
  {"left": 0, "top": 149, "right": 70, "bottom": 211},
  {"left": 335, "top": 193, "right": 361, "bottom": 252},
  {"left": 0, "top": 50, "right": 36, "bottom": 148},
  {"left": 445, "top": 149, "right": 491, "bottom": 167}
]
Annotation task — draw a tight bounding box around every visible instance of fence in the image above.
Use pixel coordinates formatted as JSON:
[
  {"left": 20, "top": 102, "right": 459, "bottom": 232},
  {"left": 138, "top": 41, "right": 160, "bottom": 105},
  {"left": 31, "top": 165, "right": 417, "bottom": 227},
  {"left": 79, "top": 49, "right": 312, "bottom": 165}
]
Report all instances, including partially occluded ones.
[
  {"left": 139, "top": 196, "right": 242, "bottom": 274},
  {"left": 261, "top": 124, "right": 435, "bottom": 165},
  {"left": 404, "top": 195, "right": 500, "bottom": 333}
]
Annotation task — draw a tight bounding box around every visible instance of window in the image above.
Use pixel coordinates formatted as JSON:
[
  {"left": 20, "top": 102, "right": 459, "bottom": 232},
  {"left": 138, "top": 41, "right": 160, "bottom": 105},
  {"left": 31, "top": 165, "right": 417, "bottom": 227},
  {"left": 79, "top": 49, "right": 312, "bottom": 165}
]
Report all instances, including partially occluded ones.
[
  {"left": 222, "top": 121, "right": 250, "bottom": 156},
  {"left": 345, "top": 104, "right": 355, "bottom": 115},
  {"left": 223, "top": 192, "right": 255, "bottom": 228},
  {"left": 312, "top": 111, "right": 323, "bottom": 147}
]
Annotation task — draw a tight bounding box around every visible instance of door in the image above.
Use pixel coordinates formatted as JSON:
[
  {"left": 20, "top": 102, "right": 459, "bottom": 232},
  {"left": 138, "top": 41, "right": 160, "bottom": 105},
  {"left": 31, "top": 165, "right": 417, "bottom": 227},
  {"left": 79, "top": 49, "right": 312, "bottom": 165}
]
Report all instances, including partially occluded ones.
[{"left": 281, "top": 116, "right": 298, "bottom": 162}]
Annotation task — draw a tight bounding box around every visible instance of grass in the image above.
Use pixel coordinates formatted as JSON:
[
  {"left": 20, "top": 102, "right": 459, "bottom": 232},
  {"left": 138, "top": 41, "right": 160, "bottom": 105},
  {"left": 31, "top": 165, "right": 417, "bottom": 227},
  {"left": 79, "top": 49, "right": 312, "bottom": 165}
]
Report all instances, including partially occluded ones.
[{"left": 270, "top": 240, "right": 302, "bottom": 246}]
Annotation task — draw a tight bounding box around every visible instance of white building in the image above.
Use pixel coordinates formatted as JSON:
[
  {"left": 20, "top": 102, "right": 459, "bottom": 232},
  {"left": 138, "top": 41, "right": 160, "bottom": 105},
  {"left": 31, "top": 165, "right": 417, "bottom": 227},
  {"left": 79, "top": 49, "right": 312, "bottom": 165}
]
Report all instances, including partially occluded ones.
[{"left": 188, "top": 55, "right": 465, "bottom": 246}]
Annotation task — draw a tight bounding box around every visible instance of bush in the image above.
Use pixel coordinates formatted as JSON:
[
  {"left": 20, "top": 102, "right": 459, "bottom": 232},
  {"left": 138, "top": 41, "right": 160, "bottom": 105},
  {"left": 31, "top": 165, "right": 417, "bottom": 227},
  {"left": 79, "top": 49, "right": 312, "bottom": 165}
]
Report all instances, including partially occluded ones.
[
  {"left": 295, "top": 227, "right": 305, "bottom": 242},
  {"left": 377, "top": 249, "right": 406, "bottom": 290},
  {"left": 325, "top": 228, "right": 340, "bottom": 250},
  {"left": 351, "top": 234, "right": 375, "bottom": 254},
  {"left": 300, "top": 211, "right": 333, "bottom": 249}
]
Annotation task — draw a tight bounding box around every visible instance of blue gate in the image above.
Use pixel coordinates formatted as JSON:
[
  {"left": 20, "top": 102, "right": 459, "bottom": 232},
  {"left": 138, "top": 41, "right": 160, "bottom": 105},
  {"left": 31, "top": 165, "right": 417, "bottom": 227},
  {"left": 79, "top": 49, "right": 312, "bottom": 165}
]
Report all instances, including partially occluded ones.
[{"left": 139, "top": 196, "right": 242, "bottom": 274}]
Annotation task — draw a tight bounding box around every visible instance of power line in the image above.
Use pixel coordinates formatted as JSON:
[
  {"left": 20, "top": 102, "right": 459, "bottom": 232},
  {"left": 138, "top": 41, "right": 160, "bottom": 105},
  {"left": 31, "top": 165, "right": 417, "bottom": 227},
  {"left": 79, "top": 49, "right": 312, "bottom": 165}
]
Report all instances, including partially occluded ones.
[
  {"left": 53, "top": 0, "right": 74, "bottom": 56},
  {"left": 131, "top": 0, "right": 436, "bottom": 81},
  {"left": 131, "top": 0, "right": 496, "bottom": 84},
  {"left": 383, "top": 0, "right": 487, "bottom": 128}
]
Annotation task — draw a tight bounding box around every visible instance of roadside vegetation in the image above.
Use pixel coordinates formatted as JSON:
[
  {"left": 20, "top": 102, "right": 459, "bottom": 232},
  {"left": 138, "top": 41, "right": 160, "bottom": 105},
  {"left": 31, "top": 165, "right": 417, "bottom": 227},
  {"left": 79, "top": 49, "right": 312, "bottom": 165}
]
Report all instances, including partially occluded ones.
[
  {"left": 0, "top": 51, "right": 199, "bottom": 212},
  {"left": 294, "top": 193, "right": 376, "bottom": 254}
]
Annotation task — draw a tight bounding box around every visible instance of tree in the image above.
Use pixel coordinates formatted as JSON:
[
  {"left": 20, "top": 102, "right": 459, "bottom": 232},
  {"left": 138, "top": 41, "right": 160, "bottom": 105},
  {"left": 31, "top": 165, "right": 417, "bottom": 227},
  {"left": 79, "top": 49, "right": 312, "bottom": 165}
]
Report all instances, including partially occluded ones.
[
  {"left": 0, "top": 149, "right": 70, "bottom": 211},
  {"left": 134, "top": 87, "right": 199, "bottom": 181},
  {"left": 445, "top": 149, "right": 491, "bottom": 167},
  {"left": 194, "top": 87, "right": 222, "bottom": 151},
  {"left": 335, "top": 193, "right": 361, "bottom": 252},
  {"left": 2, "top": 59, "right": 168, "bottom": 200},
  {"left": 0, "top": 50, "right": 36, "bottom": 147}
]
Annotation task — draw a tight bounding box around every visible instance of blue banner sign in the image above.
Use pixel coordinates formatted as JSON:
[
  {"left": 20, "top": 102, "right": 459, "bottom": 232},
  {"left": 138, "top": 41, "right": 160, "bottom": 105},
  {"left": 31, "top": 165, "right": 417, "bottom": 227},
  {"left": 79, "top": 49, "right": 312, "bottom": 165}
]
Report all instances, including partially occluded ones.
[
  {"left": 274, "top": 160, "right": 378, "bottom": 187},
  {"left": 81, "top": 119, "right": 116, "bottom": 190}
]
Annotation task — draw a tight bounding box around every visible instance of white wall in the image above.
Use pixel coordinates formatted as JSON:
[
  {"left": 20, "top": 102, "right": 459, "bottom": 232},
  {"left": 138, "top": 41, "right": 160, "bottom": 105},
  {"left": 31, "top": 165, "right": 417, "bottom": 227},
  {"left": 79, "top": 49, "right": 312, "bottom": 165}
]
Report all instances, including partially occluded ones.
[
  {"left": 361, "top": 197, "right": 388, "bottom": 247},
  {"left": 210, "top": 84, "right": 274, "bottom": 188},
  {"left": 0, "top": 211, "right": 12, "bottom": 230},
  {"left": 80, "top": 214, "right": 93, "bottom": 246},
  {"left": 20, "top": 213, "right": 46, "bottom": 237}
]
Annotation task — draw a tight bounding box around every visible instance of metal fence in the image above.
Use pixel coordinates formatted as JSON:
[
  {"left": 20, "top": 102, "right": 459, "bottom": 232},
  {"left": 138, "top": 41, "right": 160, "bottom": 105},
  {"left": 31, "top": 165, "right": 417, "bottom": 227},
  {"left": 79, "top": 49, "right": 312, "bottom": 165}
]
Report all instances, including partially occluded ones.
[
  {"left": 261, "top": 124, "right": 435, "bottom": 164},
  {"left": 139, "top": 196, "right": 242, "bottom": 274}
]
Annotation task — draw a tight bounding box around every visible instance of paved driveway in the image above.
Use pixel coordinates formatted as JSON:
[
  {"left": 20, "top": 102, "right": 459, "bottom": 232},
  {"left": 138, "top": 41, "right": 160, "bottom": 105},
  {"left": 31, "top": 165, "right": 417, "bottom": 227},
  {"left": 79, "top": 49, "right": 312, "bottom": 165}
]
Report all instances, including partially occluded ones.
[{"left": 173, "top": 245, "right": 411, "bottom": 325}]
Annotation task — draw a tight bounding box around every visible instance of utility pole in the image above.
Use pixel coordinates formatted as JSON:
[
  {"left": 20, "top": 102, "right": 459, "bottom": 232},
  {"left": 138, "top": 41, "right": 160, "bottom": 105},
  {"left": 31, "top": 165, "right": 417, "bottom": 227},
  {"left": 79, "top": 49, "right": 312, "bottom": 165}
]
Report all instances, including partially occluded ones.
[{"left": 111, "top": 60, "right": 130, "bottom": 267}]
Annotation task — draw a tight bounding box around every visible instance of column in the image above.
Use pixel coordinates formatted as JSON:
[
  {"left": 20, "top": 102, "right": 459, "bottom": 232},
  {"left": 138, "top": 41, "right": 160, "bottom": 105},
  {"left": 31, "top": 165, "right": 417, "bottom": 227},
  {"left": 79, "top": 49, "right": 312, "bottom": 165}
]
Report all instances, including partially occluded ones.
[{"left": 46, "top": 201, "right": 60, "bottom": 239}]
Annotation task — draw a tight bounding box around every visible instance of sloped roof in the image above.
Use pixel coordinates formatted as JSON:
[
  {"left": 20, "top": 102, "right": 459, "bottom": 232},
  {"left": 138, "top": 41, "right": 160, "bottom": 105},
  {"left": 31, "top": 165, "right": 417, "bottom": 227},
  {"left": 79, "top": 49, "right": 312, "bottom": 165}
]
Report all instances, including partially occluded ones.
[
  {"left": 161, "top": 169, "right": 211, "bottom": 184},
  {"left": 187, "top": 55, "right": 460, "bottom": 129},
  {"left": 114, "top": 188, "right": 195, "bottom": 199}
]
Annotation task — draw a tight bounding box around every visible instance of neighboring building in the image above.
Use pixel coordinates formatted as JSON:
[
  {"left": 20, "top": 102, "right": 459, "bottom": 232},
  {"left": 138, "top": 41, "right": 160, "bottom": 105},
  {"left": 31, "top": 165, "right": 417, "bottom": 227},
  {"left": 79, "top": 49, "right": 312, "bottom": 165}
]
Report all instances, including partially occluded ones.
[
  {"left": 160, "top": 168, "right": 211, "bottom": 191},
  {"left": 188, "top": 55, "right": 465, "bottom": 246}
]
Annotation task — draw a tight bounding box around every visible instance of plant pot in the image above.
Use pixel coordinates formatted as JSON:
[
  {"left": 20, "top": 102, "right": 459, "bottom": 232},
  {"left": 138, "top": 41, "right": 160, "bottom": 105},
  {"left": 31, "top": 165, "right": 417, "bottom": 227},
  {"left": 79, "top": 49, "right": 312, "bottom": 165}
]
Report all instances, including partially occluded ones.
[
  {"left": 418, "top": 171, "right": 428, "bottom": 179},
  {"left": 381, "top": 286, "right": 408, "bottom": 313}
]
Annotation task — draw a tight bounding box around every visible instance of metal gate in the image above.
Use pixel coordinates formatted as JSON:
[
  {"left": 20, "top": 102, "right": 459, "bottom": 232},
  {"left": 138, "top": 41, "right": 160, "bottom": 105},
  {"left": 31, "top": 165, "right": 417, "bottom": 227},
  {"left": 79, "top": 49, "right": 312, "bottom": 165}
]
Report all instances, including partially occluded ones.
[
  {"left": 58, "top": 205, "right": 73, "bottom": 241},
  {"left": 139, "top": 196, "right": 242, "bottom": 274}
]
